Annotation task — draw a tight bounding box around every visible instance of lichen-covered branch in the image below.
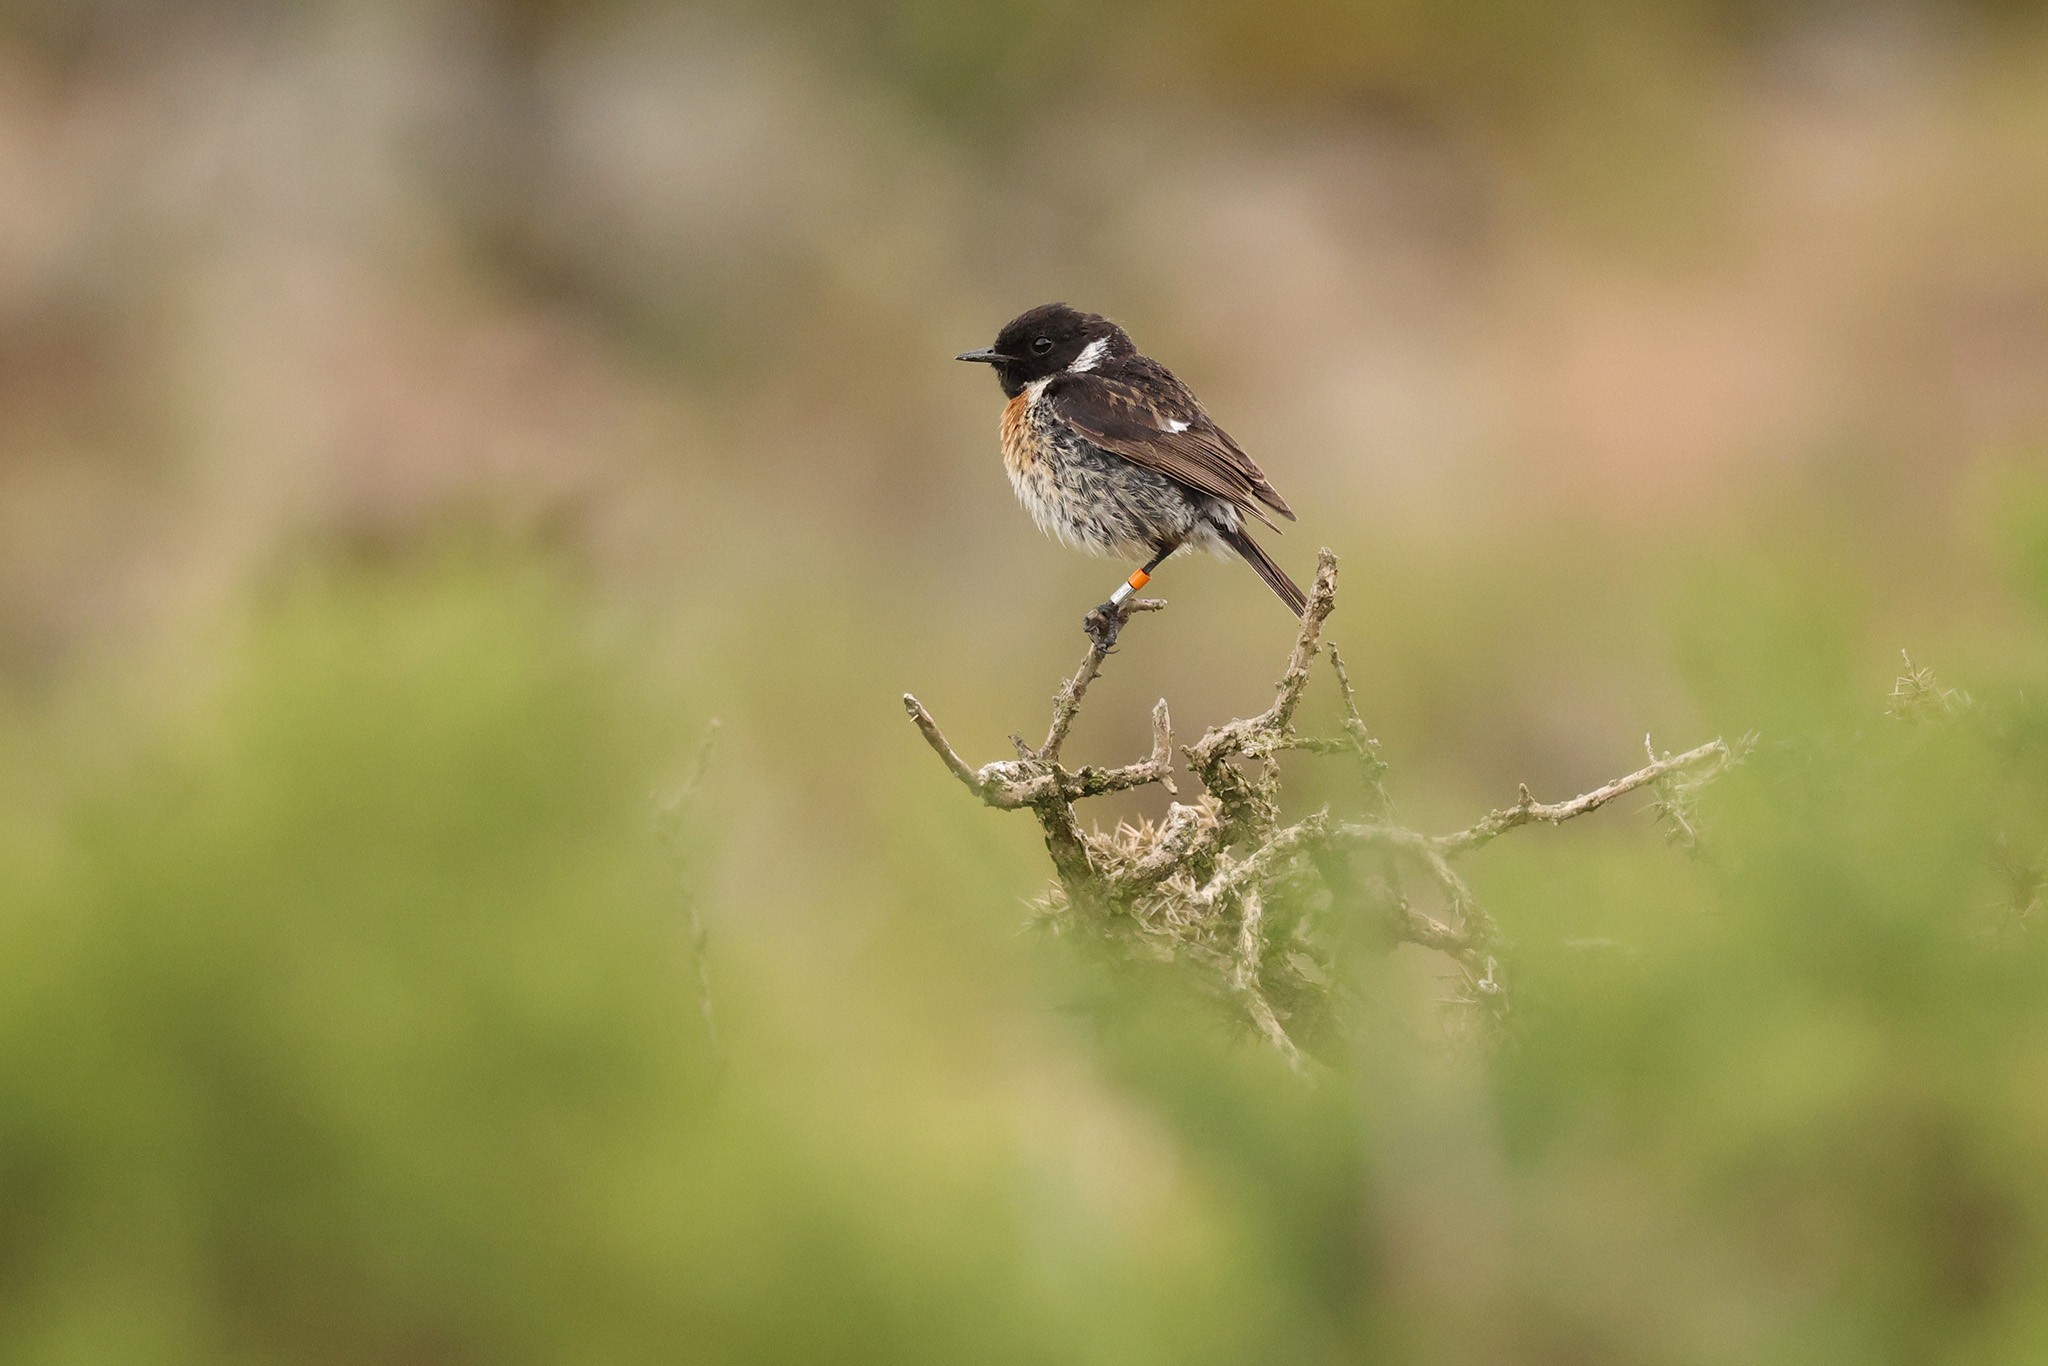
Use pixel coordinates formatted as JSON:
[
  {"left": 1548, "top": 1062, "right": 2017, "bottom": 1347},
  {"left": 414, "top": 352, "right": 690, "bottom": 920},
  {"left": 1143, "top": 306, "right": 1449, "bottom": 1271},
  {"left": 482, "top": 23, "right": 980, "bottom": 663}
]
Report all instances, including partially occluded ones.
[
  {"left": 905, "top": 694, "right": 987, "bottom": 796},
  {"left": 903, "top": 549, "right": 1743, "bottom": 1060},
  {"left": 1037, "top": 599, "right": 1167, "bottom": 762},
  {"left": 1432, "top": 737, "right": 1741, "bottom": 857}
]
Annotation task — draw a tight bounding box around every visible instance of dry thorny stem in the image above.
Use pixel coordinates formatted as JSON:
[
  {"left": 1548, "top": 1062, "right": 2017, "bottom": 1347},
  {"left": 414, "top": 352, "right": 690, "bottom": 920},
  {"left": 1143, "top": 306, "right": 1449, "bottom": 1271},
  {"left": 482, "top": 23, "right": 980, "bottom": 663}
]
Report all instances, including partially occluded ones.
[
  {"left": 1889, "top": 649, "right": 1974, "bottom": 722},
  {"left": 904, "top": 550, "right": 1747, "bottom": 1067},
  {"left": 1889, "top": 652, "right": 2038, "bottom": 935},
  {"left": 655, "top": 721, "right": 723, "bottom": 1074}
]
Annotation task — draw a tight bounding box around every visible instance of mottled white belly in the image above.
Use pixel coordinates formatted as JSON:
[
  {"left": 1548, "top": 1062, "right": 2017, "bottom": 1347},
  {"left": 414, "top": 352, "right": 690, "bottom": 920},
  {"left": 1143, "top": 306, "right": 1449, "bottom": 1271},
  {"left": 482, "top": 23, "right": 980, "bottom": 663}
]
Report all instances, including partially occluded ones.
[{"left": 1001, "top": 384, "right": 1233, "bottom": 561}]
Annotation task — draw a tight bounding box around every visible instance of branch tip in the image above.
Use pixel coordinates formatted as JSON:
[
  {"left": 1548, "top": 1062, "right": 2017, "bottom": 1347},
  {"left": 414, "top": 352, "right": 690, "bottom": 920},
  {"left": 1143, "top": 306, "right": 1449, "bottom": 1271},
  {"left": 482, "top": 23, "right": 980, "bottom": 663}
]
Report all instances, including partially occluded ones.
[{"left": 903, "top": 692, "right": 983, "bottom": 795}]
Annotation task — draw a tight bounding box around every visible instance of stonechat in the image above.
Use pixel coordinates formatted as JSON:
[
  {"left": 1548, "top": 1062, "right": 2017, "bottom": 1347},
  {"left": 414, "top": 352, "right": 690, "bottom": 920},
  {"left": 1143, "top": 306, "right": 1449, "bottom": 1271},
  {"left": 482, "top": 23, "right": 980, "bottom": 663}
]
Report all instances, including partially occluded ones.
[{"left": 957, "top": 303, "right": 1305, "bottom": 647}]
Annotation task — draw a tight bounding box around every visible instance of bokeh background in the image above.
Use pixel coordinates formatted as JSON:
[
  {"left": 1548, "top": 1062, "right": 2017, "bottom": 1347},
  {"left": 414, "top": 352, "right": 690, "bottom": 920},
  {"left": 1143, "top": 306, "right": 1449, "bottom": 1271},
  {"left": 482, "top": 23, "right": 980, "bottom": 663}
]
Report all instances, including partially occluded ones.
[{"left": 5, "top": 1, "right": 2048, "bottom": 1360}]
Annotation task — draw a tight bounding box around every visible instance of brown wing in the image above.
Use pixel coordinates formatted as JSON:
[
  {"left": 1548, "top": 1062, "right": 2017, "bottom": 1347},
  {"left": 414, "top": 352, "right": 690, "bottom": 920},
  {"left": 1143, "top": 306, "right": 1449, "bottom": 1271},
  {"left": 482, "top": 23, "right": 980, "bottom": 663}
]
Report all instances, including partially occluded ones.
[{"left": 1045, "top": 361, "right": 1296, "bottom": 529}]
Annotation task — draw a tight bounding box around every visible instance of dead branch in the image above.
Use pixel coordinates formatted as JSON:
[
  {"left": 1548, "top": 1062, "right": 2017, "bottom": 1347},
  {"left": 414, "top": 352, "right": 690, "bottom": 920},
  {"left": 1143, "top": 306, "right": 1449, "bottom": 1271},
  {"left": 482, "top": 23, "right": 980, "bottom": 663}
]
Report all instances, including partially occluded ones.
[
  {"left": 903, "top": 548, "right": 1743, "bottom": 1058},
  {"left": 1038, "top": 599, "right": 1167, "bottom": 762},
  {"left": 1432, "top": 737, "right": 1740, "bottom": 857}
]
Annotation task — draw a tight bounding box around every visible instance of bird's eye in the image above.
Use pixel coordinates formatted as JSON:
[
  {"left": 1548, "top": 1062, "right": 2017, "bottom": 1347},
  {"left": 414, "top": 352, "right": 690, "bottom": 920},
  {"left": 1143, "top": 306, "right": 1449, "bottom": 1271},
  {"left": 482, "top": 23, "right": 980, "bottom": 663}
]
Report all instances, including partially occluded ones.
[{"left": 1031, "top": 337, "right": 1054, "bottom": 355}]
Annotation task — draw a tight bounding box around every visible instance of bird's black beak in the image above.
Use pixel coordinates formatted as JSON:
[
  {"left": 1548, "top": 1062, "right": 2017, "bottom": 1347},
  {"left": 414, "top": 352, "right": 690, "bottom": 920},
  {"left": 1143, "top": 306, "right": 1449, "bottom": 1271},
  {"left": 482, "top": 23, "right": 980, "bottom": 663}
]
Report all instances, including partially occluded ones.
[{"left": 954, "top": 348, "right": 1008, "bottom": 364}]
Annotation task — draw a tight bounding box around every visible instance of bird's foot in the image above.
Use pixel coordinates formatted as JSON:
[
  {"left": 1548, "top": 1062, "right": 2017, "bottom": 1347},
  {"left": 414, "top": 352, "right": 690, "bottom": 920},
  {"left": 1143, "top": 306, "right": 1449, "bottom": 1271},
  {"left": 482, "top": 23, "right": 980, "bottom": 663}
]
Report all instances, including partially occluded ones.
[{"left": 1083, "top": 601, "right": 1126, "bottom": 652}]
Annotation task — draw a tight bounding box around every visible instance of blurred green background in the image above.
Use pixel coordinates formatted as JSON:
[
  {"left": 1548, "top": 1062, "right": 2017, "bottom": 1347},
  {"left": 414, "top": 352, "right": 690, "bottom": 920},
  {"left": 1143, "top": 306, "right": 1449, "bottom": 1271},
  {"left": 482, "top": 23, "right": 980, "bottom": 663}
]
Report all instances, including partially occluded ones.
[{"left": 4, "top": 1, "right": 2048, "bottom": 1360}]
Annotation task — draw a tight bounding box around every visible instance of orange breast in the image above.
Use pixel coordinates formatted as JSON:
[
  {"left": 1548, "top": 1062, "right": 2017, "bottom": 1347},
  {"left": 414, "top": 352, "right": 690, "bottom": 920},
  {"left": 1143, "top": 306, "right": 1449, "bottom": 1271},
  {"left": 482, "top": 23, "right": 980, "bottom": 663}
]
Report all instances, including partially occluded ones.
[{"left": 1001, "top": 390, "right": 1034, "bottom": 474}]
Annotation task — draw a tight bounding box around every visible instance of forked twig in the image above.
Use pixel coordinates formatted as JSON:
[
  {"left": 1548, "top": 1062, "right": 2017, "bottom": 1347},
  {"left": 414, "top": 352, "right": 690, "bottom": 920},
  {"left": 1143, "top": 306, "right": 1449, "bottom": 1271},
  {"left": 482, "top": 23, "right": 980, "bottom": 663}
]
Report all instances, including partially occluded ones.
[{"left": 1433, "top": 738, "right": 1740, "bottom": 856}]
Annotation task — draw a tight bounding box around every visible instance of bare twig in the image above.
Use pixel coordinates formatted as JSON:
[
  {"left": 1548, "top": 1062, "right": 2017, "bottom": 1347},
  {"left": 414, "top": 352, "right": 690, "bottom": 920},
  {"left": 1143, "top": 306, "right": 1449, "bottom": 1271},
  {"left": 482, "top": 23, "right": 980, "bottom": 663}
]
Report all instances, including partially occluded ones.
[
  {"left": 904, "top": 693, "right": 986, "bottom": 796},
  {"left": 1433, "top": 737, "right": 1738, "bottom": 857},
  {"left": 1184, "top": 550, "right": 1340, "bottom": 770},
  {"left": 1326, "top": 644, "right": 1394, "bottom": 813},
  {"left": 1069, "top": 699, "right": 1177, "bottom": 798},
  {"left": 1233, "top": 888, "right": 1304, "bottom": 1070},
  {"left": 1038, "top": 599, "right": 1167, "bottom": 761}
]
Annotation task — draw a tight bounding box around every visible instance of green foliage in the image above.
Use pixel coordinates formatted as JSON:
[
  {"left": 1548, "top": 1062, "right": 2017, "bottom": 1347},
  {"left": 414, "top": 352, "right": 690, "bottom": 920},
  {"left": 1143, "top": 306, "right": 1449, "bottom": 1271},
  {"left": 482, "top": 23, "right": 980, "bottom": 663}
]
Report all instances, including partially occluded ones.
[
  {"left": 0, "top": 559, "right": 1288, "bottom": 1364},
  {"left": 0, "top": 563, "right": 705, "bottom": 1361},
  {"left": 4, "top": 538, "right": 2048, "bottom": 1363}
]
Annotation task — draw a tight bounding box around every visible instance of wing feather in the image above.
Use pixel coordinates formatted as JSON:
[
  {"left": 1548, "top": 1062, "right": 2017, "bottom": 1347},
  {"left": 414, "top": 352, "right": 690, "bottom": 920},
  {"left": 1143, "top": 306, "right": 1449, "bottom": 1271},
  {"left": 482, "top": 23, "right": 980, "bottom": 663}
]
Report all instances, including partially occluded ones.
[{"left": 1045, "top": 364, "right": 1296, "bottom": 528}]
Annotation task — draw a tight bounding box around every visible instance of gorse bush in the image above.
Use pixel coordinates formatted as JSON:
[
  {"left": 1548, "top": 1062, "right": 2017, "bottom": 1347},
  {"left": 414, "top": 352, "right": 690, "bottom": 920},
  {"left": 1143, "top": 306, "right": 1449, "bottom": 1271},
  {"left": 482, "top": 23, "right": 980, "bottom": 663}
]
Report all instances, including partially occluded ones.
[
  {"left": 0, "top": 565, "right": 712, "bottom": 1361},
  {"left": 0, "top": 560, "right": 1278, "bottom": 1365},
  {"left": 1483, "top": 675, "right": 2048, "bottom": 1361},
  {"left": 3, "top": 525, "right": 2048, "bottom": 1363}
]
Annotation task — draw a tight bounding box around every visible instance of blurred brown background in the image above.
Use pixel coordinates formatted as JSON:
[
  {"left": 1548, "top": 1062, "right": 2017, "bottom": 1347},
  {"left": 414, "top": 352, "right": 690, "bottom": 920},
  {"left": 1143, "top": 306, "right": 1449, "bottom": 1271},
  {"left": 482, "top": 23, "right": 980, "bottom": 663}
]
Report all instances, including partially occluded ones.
[
  {"left": 5, "top": 9, "right": 2042, "bottom": 644},
  {"left": 4, "top": 0, "right": 2047, "bottom": 867}
]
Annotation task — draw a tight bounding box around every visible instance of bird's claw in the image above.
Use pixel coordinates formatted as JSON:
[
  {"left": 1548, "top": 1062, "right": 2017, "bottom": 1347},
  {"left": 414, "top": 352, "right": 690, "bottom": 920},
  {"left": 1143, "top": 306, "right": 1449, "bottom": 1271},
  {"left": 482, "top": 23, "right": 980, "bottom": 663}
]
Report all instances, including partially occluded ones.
[{"left": 1083, "top": 601, "right": 1125, "bottom": 652}]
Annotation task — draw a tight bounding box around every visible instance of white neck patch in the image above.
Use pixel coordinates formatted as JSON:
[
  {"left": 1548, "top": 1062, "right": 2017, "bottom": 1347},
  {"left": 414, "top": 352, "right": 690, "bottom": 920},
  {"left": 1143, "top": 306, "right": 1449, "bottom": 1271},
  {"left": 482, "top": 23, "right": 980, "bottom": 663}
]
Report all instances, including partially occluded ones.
[{"left": 1067, "top": 338, "right": 1110, "bottom": 373}]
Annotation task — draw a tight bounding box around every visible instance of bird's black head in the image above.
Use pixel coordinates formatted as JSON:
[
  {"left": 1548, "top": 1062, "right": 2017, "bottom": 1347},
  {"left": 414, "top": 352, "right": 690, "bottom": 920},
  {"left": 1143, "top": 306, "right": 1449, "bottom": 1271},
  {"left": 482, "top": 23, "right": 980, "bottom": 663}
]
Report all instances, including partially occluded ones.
[{"left": 956, "top": 303, "right": 1133, "bottom": 398}]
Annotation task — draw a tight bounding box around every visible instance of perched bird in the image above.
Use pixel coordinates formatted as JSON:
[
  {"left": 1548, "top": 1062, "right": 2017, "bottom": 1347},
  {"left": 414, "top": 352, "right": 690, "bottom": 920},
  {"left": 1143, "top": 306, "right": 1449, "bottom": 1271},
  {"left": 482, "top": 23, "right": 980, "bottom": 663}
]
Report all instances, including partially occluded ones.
[{"left": 957, "top": 303, "right": 1305, "bottom": 648}]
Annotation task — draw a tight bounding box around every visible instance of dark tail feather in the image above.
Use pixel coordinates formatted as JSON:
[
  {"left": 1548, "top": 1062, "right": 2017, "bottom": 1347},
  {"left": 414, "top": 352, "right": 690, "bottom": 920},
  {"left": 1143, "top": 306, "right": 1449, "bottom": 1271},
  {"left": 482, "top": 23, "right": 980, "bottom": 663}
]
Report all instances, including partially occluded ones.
[{"left": 1221, "top": 525, "right": 1308, "bottom": 618}]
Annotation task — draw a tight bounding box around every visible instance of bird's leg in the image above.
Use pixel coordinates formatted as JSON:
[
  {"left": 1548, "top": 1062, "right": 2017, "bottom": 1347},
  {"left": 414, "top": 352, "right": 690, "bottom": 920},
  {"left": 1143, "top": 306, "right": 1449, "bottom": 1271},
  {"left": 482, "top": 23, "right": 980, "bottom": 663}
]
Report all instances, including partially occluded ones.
[
  {"left": 1081, "top": 602, "right": 1126, "bottom": 651},
  {"left": 1083, "top": 544, "right": 1176, "bottom": 651}
]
